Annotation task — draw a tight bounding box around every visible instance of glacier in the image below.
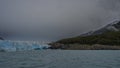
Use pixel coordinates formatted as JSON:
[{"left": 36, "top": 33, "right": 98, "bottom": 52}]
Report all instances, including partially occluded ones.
[{"left": 0, "top": 40, "right": 50, "bottom": 52}]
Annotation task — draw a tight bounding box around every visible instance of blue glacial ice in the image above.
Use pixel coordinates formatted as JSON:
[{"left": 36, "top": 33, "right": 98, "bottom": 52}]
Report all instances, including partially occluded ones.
[{"left": 0, "top": 40, "right": 50, "bottom": 52}]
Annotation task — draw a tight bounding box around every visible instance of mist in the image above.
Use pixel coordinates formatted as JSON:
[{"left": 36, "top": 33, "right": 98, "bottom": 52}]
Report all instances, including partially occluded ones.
[{"left": 0, "top": 0, "right": 120, "bottom": 41}]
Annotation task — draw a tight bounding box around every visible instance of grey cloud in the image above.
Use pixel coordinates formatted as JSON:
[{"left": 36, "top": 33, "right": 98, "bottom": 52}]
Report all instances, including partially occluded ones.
[{"left": 0, "top": 0, "right": 120, "bottom": 41}]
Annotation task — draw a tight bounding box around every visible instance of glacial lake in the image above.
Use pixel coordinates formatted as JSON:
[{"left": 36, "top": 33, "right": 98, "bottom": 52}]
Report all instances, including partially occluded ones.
[{"left": 0, "top": 50, "right": 120, "bottom": 68}]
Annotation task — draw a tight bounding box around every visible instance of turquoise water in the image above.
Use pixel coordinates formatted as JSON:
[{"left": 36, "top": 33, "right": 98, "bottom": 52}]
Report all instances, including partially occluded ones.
[{"left": 0, "top": 50, "right": 120, "bottom": 68}]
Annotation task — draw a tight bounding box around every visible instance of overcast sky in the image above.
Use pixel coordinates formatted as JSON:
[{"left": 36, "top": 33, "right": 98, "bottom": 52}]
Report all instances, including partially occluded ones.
[{"left": 0, "top": 0, "right": 120, "bottom": 41}]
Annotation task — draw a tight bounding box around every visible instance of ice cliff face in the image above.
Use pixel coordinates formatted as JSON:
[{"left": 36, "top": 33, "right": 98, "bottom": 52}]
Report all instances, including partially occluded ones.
[
  {"left": 81, "top": 20, "right": 120, "bottom": 36},
  {"left": 0, "top": 40, "right": 50, "bottom": 52}
]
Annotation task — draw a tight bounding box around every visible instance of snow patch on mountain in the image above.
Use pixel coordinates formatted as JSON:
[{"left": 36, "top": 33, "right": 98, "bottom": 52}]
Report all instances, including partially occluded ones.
[{"left": 81, "top": 20, "right": 120, "bottom": 36}]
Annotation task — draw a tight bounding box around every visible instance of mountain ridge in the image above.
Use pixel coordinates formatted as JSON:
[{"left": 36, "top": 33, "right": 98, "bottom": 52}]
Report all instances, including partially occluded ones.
[{"left": 81, "top": 20, "right": 120, "bottom": 36}]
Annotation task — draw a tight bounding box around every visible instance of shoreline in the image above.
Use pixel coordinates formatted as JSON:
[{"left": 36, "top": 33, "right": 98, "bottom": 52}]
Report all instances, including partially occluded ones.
[{"left": 49, "top": 43, "right": 120, "bottom": 50}]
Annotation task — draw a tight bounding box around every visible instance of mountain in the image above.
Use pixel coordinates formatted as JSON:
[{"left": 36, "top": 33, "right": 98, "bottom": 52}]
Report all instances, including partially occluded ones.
[
  {"left": 0, "top": 37, "right": 4, "bottom": 40},
  {"left": 81, "top": 20, "right": 120, "bottom": 36},
  {"left": 55, "top": 20, "right": 120, "bottom": 46},
  {"left": 0, "top": 32, "right": 6, "bottom": 40}
]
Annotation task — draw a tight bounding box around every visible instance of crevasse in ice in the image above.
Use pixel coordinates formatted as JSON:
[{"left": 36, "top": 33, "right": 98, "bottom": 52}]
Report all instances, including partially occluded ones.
[{"left": 0, "top": 40, "right": 50, "bottom": 52}]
